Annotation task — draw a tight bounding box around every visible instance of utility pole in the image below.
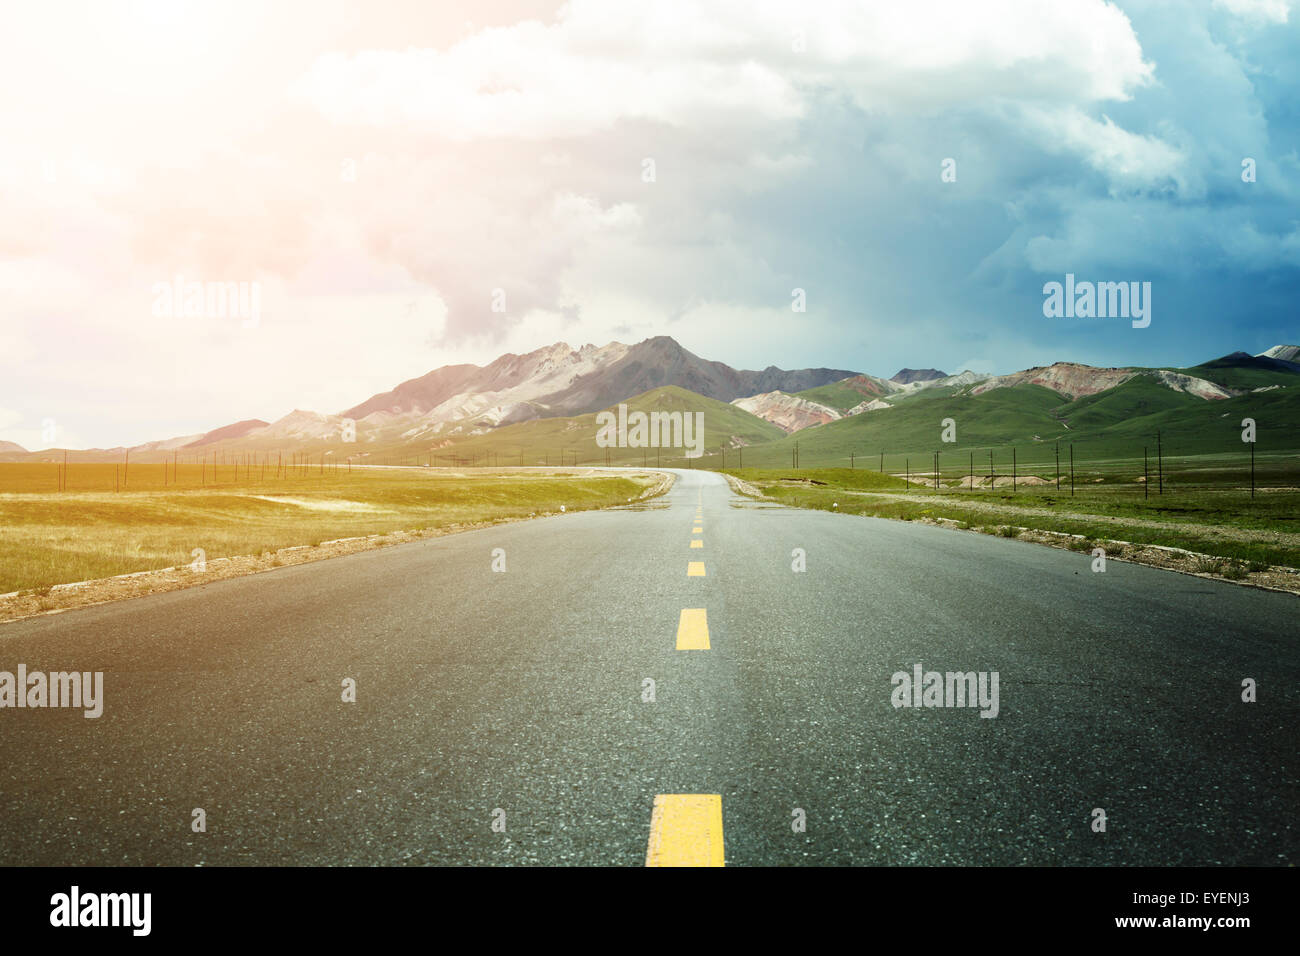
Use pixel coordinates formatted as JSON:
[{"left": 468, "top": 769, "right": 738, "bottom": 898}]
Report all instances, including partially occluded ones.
[
  {"left": 989, "top": 450, "right": 994, "bottom": 490},
  {"left": 934, "top": 451, "right": 939, "bottom": 491},
  {"left": 1250, "top": 440, "right": 1255, "bottom": 499},
  {"left": 1012, "top": 447, "right": 1016, "bottom": 493},
  {"left": 1070, "top": 443, "right": 1075, "bottom": 497},
  {"left": 1055, "top": 442, "right": 1060, "bottom": 491},
  {"left": 1144, "top": 446, "right": 1149, "bottom": 500},
  {"left": 1157, "top": 430, "right": 1163, "bottom": 495}
]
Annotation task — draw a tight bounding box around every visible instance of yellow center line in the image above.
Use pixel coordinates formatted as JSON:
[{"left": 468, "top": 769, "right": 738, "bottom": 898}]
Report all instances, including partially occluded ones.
[
  {"left": 690, "top": 539, "right": 703, "bottom": 549},
  {"left": 675, "top": 608, "right": 710, "bottom": 649},
  {"left": 645, "top": 794, "right": 725, "bottom": 867},
  {"left": 687, "top": 561, "right": 706, "bottom": 577},
  {"left": 692, "top": 525, "right": 702, "bottom": 534}
]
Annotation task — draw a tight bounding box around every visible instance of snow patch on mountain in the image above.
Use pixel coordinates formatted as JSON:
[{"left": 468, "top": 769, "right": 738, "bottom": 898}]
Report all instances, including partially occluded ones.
[
  {"left": 1144, "top": 369, "right": 1234, "bottom": 399},
  {"left": 894, "top": 369, "right": 992, "bottom": 394},
  {"left": 1258, "top": 344, "right": 1300, "bottom": 363},
  {"left": 846, "top": 398, "right": 894, "bottom": 415}
]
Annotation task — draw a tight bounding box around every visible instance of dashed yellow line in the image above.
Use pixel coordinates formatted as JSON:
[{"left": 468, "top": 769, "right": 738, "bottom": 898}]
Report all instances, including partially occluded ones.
[
  {"left": 687, "top": 561, "right": 706, "bottom": 577},
  {"left": 692, "top": 525, "right": 702, "bottom": 534},
  {"left": 676, "top": 608, "right": 710, "bottom": 649},
  {"left": 690, "top": 539, "right": 703, "bottom": 549},
  {"left": 645, "top": 794, "right": 725, "bottom": 867}
]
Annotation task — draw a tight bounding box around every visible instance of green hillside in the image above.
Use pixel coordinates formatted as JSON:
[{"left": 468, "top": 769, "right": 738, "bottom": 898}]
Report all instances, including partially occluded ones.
[
  {"left": 1054, "top": 377, "right": 1201, "bottom": 436},
  {"left": 1072, "top": 382, "right": 1299, "bottom": 453},
  {"left": 731, "top": 383, "right": 1067, "bottom": 466},
  {"left": 1179, "top": 355, "right": 1300, "bottom": 391},
  {"left": 694, "top": 377, "right": 1300, "bottom": 471},
  {"left": 794, "top": 376, "right": 891, "bottom": 413},
  {"left": 387, "top": 385, "right": 785, "bottom": 466}
]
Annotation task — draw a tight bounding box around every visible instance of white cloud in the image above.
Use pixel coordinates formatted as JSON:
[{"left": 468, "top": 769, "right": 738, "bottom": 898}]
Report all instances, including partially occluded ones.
[
  {"left": 292, "top": 0, "right": 1154, "bottom": 138},
  {"left": 1213, "top": 0, "right": 1293, "bottom": 23},
  {"left": 2, "top": 0, "right": 1293, "bottom": 446},
  {"left": 1020, "top": 106, "right": 1189, "bottom": 193}
]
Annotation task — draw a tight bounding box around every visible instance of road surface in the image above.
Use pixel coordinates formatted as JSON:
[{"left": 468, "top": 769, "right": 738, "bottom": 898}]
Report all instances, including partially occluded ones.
[{"left": 0, "top": 469, "right": 1295, "bottom": 865}]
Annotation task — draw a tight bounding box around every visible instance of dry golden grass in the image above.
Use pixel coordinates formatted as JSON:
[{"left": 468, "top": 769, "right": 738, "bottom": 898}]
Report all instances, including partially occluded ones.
[{"left": 0, "top": 464, "right": 662, "bottom": 594}]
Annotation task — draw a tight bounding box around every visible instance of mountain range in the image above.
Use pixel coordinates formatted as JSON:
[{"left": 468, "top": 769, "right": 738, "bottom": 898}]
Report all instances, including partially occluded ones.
[{"left": 3, "top": 336, "right": 1298, "bottom": 462}]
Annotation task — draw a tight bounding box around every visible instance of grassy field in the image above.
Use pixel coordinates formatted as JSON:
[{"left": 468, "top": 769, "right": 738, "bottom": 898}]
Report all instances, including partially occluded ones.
[
  {"left": 0, "top": 463, "right": 661, "bottom": 593},
  {"left": 722, "top": 466, "right": 1300, "bottom": 570},
  {"left": 702, "top": 440, "right": 1298, "bottom": 492}
]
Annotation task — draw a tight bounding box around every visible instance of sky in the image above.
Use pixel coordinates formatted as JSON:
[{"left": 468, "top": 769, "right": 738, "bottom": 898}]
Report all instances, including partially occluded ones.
[{"left": 1, "top": 0, "right": 1298, "bottom": 449}]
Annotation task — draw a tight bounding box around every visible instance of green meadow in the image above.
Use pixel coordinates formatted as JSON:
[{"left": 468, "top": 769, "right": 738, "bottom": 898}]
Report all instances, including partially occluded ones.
[{"left": 722, "top": 467, "right": 1300, "bottom": 570}]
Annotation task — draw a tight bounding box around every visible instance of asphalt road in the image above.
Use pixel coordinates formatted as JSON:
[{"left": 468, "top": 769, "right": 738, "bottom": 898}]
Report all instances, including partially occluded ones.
[{"left": 0, "top": 468, "right": 1295, "bottom": 866}]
